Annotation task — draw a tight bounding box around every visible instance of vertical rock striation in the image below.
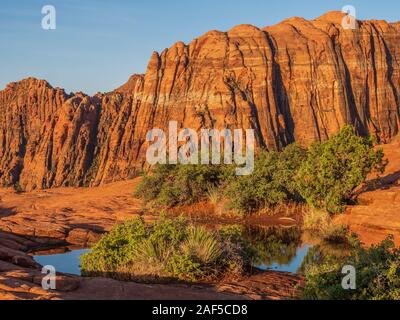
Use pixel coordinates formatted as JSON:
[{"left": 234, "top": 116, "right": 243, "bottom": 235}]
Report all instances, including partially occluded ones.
[{"left": 1, "top": 12, "right": 399, "bottom": 190}]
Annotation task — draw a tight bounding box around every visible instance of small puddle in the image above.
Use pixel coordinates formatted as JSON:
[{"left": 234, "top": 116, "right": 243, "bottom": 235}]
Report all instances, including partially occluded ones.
[
  {"left": 254, "top": 244, "right": 312, "bottom": 273},
  {"left": 33, "top": 248, "right": 90, "bottom": 276},
  {"left": 239, "top": 225, "right": 313, "bottom": 273}
]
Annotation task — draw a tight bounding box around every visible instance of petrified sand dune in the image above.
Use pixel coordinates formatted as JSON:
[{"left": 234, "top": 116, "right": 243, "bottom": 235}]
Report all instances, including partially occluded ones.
[{"left": 1, "top": 11, "right": 400, "bottom": 191}]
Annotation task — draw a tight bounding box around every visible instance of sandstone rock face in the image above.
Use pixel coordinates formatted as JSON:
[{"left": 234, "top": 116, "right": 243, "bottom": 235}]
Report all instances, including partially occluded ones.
[
  {"left": 0, "top": 78, "right": 69, "bottom": 188},
  {"left": 1, "top": 12, "right": 400, "bottom": 190}
]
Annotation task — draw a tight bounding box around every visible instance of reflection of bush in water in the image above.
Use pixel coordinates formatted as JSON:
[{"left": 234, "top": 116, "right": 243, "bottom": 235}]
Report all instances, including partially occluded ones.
[
  {"left": 298, "top": 242, "right": 351, "bottom": 275},
  {"left": 223, "top": 225, "right": 303, "bottom": 267}
]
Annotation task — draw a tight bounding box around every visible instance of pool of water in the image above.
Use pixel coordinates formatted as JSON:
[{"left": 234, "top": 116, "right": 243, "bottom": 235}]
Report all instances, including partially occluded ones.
[
  {"left": 33, "top": 249, "right": 90, "bottom": 276},
  {"left": 32, "top": 225, "right": 318, "bottom": 277},
  {"left": 32, "top": 244, "right": 312, "bottom": 277}
]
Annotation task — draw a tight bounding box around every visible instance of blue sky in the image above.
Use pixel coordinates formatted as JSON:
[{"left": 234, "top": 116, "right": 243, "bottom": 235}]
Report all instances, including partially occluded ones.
[{"left": 1, "top": 0, "right": 399, "bottom": 94}]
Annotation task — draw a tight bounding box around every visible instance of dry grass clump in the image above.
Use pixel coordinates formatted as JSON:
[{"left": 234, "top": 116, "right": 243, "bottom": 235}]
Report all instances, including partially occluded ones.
[{"left": 303, "top": 209, "right": 349, "bottom": 244}]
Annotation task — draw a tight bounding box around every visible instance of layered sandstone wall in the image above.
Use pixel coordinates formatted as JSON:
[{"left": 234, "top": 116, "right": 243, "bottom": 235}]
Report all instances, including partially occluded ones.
[{"left": 1, "top": 12, "right": 399, "bottom": 190}]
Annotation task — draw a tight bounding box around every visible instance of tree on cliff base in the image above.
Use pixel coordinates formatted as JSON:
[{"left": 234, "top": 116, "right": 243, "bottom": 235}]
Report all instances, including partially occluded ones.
[{"left": 296, "top": 126, "right": 387, "bottom": 214}]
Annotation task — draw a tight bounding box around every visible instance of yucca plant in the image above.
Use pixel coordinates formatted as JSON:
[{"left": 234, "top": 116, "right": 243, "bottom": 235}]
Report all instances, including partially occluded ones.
[
  {"left": 131, "top": 239, "right": 171, "bottom": 265},
  {"left": 181, "top": 227, "right": 222, "bottom": 265}
]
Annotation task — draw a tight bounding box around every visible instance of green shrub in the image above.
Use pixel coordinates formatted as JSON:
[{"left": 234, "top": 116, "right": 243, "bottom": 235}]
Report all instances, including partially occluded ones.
[
  {"left": 79, "top": 218, "right": 147, "bottom": 273},
  {"left": 301, "top": 236, "right": 400, "bottom": 300},
  {"left": 224, "top": 144, "right": 307, "bottom": 214},
  {"left": 135, "top": 126, "right": 386, "bottom": 217},
  {"left": 181, "top": 227, "right": 222, "bottom": 265},
  {"left": 134, "top": 164, "right": 224, "bottom": 207},
  {"left": 296, "top": 126, "right": 386, "bottom": 214},
  {"left": 81, "top": 216, "right": 248, "bottom": 282},
  {"left": 134, "top": 164, "right": 176, "bottom": 205}
]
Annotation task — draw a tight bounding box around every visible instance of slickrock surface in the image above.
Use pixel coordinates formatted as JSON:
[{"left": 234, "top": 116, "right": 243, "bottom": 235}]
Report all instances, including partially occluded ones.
[
  {"left": 0, "top": 179, "right": 302, "bottom": 300},
  {"left": 216, "top": 272, "right": 301, "bottom": 300},
  {"left": 0, "top": 179, "right": 143, "bottom": 246},
  {"left": 335, "top": 139, "right": 400, "bottom": 246},
  {"left": 1, "top": 11, "right": 400, "bottom": 191}
]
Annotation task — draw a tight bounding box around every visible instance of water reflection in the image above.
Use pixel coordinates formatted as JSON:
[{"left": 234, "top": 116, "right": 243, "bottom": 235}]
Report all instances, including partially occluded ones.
[
  {"left": 298, "top": 241, "right": 352, "bottom": 274},
  {"left": 225, "top": 225, "right": 310, "bottom": 273},
  {"left": 257, "top": 245, "right": 312, "bottom": 273}
]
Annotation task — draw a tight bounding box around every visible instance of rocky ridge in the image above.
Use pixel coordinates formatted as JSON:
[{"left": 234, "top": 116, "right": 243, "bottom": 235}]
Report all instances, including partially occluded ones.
[{"left": 1, "top": 11, "right": 400, "bottom": 190}]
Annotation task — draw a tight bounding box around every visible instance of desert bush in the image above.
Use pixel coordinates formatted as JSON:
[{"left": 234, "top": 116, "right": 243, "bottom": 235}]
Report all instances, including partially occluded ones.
[
  {"left": 135, "top": 126, "right": 386, "bottom": 217},
  {"left": 80, "top": 218, "right": 147, "bottom": 274},
  {"left": 224, "top": 144, "right": 307, "bottom": 214},
  {"left": 181, "top": 227, "right": 222, "bottom": 264},
  {"left": 301, "top": 236, "right": 400, "bottom": 300},
  {"left": 296, "top": 126, "right": 386, "bottom": 214},
  {"left": 81, "top": 216, "right": 249, "bottom": 282},
  {"left": 134, "top": 164, "right": 224, "bottom": 207},
  {"left": 134, "top": 164, "right": 175, "bottom": 205}
]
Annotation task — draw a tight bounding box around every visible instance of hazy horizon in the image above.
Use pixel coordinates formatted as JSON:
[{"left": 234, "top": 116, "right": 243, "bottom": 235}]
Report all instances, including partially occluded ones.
[{"left": 1, "top": 0, "right": 399, "bottom": 95}]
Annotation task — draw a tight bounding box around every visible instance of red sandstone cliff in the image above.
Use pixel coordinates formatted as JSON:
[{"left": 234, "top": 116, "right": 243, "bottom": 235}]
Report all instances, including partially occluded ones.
[{"left": 1, "top": 12, "right": 400, "bottom": 190}]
